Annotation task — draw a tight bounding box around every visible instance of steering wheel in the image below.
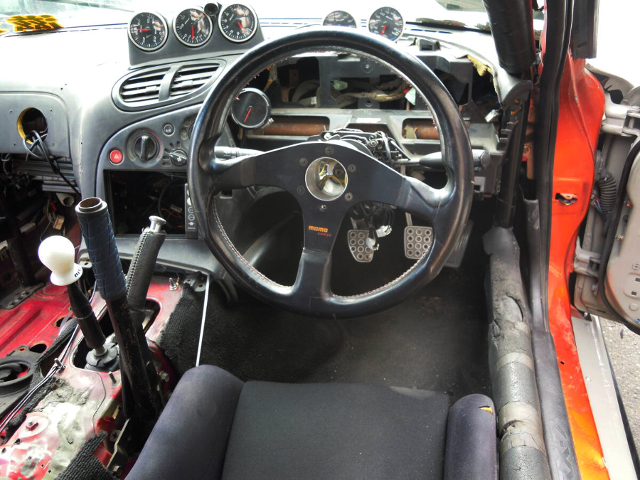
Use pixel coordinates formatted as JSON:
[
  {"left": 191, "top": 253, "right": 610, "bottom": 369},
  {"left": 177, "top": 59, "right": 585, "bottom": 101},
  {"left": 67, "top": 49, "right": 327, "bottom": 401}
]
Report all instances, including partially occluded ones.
[{"left": 189, "top": 28, "right": 473, "bottom": 318}]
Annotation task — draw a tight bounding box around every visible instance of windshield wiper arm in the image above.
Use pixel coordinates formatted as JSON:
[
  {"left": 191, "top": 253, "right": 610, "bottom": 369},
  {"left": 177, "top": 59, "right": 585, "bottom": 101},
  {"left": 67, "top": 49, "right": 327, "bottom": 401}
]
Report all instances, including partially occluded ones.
[{"left": 409, "top": 18, "right": 490, "bottom": 34}]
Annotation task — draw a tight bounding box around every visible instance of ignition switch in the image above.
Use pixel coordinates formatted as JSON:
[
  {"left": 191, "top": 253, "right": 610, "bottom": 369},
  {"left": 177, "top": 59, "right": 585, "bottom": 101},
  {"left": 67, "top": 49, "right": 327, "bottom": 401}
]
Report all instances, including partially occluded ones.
[{"left": 169, "top": 149, "right": 188, "bottom": 167}]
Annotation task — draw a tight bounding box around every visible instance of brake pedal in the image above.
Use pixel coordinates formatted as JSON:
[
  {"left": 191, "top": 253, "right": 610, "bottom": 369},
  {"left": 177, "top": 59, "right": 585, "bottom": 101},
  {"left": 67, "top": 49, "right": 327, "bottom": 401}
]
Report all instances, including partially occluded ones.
[
  {"left": 404, "top": 226, "right": 433, "bottom": 259},
  {"left": 348, "top": 230, "right": 374, "bottom": 263}
]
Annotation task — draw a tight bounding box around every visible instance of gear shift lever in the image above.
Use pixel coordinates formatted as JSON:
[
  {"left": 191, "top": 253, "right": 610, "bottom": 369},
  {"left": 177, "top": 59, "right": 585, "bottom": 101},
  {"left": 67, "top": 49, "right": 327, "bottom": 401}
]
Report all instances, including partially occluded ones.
[{"left": 38, "top": 236, "right": 119, "bottom": 371}]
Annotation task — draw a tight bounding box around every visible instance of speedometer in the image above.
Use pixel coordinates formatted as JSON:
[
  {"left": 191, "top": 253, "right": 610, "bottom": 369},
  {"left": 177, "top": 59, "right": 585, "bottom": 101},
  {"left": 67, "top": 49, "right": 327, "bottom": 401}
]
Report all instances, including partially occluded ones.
[
  {"left": 128, "top": 12, "right": 168, "bottom": 51},
  {"left": 323, "top": 11, "right": 357, "bottom": 28},
  {"left": 173, "top": 8, "right": 213, "bottom": 47},
  {"left": 218, "top": 4, "right": 258, "bottom": 43},
  {"left": 368, "top": 7, "right": 404, "bottom": 41}
]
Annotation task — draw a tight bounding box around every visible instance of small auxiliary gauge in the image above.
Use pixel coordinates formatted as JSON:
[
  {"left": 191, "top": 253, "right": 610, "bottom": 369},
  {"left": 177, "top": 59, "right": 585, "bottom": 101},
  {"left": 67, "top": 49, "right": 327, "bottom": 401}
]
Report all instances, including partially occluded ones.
[
  {"left": 323, "top": 11, "right": 357, "bottom": 28},
  {"left": 231, "top": 88, "right": 271, "bottom": 129},
  {"left": 368, "top": 6, "right": 404, "bottom": 41},
  {"left": 218, "top": 4, "right": 258, "bottom": 43},
  {"left": 129, "top": 12, "right": 168, "bottom": 51},
  {"left": 174, "top": 8, "right": 213, "bottom": 47}
]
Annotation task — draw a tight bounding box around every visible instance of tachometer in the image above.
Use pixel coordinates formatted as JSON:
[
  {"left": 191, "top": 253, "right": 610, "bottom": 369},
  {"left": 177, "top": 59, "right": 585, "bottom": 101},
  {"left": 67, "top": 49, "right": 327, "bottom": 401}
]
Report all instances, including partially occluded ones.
[
  {"left": 323, "top": 11, "right": 357, "bottom": 28},
  {"left": 368, "top": 7, "right": 404, "bottom": 41},
  {"left": 173, "top": 8, "right": 213, "bottom": 47},
  {"left": 128, "top": 12, "right": 168, "bottom": 51},
  {"left": 218, "top": 4, "right": 258, "bottom": 43},
  {"left": 231, "top": 88, "right": 271, "bottom": 129}
]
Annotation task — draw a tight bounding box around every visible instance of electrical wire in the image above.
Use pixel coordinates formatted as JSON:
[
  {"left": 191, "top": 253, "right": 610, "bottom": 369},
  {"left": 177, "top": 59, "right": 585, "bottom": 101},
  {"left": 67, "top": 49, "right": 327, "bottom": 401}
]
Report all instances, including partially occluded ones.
[{"left": 23, "top": 130, "right": 80, "bottom": 196}]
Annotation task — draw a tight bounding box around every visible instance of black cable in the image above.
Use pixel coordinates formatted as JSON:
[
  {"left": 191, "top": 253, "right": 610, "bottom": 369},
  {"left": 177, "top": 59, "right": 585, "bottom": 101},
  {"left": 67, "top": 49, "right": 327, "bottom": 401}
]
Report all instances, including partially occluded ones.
[{"left": 23, "top": 130, "right": 80, "bottom": 196}]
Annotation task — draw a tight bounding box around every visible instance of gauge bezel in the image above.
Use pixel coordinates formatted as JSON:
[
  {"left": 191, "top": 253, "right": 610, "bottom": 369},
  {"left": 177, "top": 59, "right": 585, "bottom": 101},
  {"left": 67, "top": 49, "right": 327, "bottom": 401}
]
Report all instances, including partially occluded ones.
[
  {"left": 218, "top": 3, "right": 259, "bottom": 43},
  {"left": 230, "top": 87, "right": 271, "bottom": 129},
  {"left": 173, "top": 7, "right": 213, "bottom": 48},
  {"left": 322, "top": 10, "right": 358, "bottom": 28},
  {"left": 128, "top": 11, "right": 169, "bottom": 52},
  {"left": 367, "top": 6, "right": 405, "bottom": 42}
]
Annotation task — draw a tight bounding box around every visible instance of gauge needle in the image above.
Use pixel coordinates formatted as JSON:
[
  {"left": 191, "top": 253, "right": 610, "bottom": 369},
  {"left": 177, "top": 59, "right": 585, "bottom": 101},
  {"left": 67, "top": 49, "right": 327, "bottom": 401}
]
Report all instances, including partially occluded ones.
[
  {"left": 237, "top": 21, "right": 246, "bottom": 35},
  {"left": 191, "top": 26, "right": 194, "bottom": 40},
  {"left": 381, "top": 25, "right": 387, "bottom": 35},
  {"left": 135, "top": 28, "right": 149, "bottom": 31},
  {"left": 244, "top": 106, "right": 253, "bottom": 123}
]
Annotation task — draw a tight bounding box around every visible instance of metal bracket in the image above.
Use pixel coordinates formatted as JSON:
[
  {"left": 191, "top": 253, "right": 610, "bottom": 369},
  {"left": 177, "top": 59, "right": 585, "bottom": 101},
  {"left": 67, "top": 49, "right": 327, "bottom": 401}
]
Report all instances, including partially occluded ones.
[{"left": 574, "top": 238, "right": 601, "bottom": 278}]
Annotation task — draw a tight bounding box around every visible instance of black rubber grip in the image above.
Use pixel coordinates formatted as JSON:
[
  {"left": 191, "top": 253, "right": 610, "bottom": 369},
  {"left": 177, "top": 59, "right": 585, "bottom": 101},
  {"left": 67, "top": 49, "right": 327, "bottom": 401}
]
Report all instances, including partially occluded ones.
[{"left": 76, "top": 198, "right": 126, "bottom": 301}]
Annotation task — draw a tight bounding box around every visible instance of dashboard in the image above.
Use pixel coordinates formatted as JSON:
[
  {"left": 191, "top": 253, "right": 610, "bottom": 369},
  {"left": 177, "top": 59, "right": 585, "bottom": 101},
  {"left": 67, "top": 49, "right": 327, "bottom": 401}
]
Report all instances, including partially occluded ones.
[{"left": 0, "top": 4, "right": 532, "bottom": 275}]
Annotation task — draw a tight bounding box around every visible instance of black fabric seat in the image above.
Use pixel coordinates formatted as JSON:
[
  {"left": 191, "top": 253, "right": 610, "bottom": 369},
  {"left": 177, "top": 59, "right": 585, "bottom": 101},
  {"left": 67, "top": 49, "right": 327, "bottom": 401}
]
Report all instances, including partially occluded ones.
[{"left": 128, "top": 365, "right": 496, "bottom": 480}]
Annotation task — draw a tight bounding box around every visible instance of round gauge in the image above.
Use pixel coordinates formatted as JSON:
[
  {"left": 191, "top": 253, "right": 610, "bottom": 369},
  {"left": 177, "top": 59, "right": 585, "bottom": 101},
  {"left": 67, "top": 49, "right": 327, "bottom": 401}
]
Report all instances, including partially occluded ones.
[
  {"left": 128, "top": 12, "right": 168, "bottom": 51},
  {"left": 368, "top": 7, "right": 404, "bottom": 41},
  {"left": 323, "top": 11, "right": 357, "bottom": 28},
  {"left": 218, "top": 4, "right": 258, "bottom": 43},
  {"left": 173, "top": 8, "right": 213, "bottom": 47},
  {"left": 230, "top": 88, "right": 271, "bottom": 129}
]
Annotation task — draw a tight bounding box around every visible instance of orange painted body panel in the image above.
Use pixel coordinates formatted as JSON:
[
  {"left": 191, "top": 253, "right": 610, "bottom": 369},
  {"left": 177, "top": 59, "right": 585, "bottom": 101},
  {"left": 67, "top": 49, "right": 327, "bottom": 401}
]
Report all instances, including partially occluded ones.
[{"left": 548, "top": 55, "right": 608, "bottom": 478}]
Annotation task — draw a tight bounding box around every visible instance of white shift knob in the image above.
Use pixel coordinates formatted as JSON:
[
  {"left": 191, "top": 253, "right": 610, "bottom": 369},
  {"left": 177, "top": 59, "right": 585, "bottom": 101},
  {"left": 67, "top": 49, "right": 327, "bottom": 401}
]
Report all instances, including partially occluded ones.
[{"left": 38, "top": 236, "right": 83, "bottom": 286}]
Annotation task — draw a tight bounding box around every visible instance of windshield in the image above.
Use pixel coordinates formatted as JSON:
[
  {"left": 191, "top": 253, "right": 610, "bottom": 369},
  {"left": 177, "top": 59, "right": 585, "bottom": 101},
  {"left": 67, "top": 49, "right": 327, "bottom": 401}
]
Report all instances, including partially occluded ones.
[{"left": 0, "top": 0, "right": 490, "bottom": 32}]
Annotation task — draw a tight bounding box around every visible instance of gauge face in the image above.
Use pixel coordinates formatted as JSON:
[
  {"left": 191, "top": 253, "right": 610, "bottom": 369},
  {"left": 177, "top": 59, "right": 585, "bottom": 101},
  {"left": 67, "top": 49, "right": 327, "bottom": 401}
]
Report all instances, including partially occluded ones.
[
  {"left": 368, "top": 7, "right": 404, "bottom": 41},
  {"left": 218, "top": 4, "right": 258, "bottom": 43},
  {"left": 231, "top": 88, "right": 271, "bottom": 129},
  {"left": 174, "top": 8, "right": 213, "bottom": 47},
  {"left": 323, "top": 11, "right": 357, "bottom": 28},
  {"left": 129, "top": 12, "right": 168, "bottom": 51}
]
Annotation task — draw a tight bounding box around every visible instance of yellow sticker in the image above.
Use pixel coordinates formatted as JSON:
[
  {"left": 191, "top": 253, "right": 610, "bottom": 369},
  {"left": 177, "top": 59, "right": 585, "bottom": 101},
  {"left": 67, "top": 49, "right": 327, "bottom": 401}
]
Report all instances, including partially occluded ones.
[
  {"left": 5, "top": 14, "right": 63, "bottom": 33},
  {"left": 0, "top": 29, "right": 8, "bottom": 35}
]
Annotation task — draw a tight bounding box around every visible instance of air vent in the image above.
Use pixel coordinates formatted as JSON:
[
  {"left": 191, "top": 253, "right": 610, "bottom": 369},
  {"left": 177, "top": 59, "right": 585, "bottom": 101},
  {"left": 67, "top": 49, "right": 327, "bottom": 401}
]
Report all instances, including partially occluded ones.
[
  {"left": 169, "top": 63, "right": 220, "bottom": 98},
  {"left": 119, "top": 68, "right": 170, "bottom": 105}
]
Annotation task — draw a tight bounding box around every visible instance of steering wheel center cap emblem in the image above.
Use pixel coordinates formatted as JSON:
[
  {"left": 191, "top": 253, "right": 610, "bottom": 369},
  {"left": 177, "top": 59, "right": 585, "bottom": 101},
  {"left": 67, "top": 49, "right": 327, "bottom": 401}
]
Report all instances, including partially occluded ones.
[{"left": 305, "top": 157, "right": 348, "bottom": 201}]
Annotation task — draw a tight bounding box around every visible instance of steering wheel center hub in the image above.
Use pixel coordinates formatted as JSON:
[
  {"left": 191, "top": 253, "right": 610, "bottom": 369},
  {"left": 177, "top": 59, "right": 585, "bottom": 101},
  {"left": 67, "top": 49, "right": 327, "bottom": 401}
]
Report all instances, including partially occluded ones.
[{"left": 305, "top": 157, "right": 348, "bottom": 201}]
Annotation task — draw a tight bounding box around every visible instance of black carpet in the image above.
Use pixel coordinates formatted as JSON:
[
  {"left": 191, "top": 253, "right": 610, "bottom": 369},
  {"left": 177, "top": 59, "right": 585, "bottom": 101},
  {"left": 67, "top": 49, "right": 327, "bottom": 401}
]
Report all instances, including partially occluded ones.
[
  {"left": 159, "top": 201, "right": 492, "bottom": 402},
  {"left": 160, "top": 250, "right": 489, "bottom": 402}
]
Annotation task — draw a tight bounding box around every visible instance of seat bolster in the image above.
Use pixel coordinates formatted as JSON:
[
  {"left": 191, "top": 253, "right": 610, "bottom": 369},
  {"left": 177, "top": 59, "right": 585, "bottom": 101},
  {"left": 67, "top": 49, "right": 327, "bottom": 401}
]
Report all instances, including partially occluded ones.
[
  {"left": 128, "top": 365, "right": 243, "bottom": 480},
  {"left": 444, "top": 393, "right": 498, "bottom": 480}
]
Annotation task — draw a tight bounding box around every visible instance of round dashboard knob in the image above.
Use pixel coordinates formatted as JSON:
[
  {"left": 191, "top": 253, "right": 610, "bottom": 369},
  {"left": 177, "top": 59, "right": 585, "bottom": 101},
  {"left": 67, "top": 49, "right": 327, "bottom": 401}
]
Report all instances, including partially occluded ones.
[{"left": 133, "top": 134, "right": 159, "bottom": 162}]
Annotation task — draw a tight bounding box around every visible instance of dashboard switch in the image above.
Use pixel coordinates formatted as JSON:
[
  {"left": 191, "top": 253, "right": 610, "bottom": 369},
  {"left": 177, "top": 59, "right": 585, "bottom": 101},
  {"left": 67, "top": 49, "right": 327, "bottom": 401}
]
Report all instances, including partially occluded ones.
[
  {"left": 133, "top": 134, "right": 159, "bottom": 162},
  {"left": 109, "top": 149, "right": 124, "bottom": 164},
  {"left": 184, "top": 184, "right": 198, "bottom": 239}
]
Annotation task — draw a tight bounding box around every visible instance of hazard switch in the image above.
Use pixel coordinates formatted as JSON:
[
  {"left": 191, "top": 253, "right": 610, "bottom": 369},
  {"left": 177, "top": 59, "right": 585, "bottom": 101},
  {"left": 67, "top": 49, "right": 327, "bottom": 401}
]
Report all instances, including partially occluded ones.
[{"left": 109, "top": 149, "right": 124, "bottom": 164}]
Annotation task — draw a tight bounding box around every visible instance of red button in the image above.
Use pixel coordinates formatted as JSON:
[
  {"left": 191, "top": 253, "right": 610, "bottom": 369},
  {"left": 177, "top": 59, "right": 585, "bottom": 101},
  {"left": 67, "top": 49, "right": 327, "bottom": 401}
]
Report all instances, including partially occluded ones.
[{"left": 109, "top": 149, "right": 124, "bottom": 164}]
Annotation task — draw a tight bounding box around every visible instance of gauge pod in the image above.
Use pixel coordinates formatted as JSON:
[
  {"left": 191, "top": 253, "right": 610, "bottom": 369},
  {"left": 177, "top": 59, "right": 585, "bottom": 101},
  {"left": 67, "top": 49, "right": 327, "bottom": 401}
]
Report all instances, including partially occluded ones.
[
  {"left": 231, "top": 88, "right": 271, "bottom": 129},
  {"left": 368, "top": 6, "right": 404, "bottom": 41},
  {"left": 323, "top": 11, "right": 357, "bottom": 28},
  {"left": 218, "top": 3, "right": 258, "bottom": 43},
  {"left": 128, "top": 12, "right": 169, "bottom": 51},
  {"left": 174, "top": 7, "right": 213, "bottom": 47}
]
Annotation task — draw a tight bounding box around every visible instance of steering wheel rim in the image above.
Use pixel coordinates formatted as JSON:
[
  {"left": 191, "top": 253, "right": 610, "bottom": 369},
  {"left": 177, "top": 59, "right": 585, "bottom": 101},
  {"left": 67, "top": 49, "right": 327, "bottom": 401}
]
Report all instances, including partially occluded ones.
[{"left": 189, "top": 27, "right": 474, "bottom": 318}]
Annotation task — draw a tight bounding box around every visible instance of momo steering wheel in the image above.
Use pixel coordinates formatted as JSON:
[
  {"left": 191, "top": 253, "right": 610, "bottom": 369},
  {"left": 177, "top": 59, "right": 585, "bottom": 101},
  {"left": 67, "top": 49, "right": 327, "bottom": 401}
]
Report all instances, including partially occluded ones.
[{"left": 188, "top": 28, "right": 474, "bottom": 318}]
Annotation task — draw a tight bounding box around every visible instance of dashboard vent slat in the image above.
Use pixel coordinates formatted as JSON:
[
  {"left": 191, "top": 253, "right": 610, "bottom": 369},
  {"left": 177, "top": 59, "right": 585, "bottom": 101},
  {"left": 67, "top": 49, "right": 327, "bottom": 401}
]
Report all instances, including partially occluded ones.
[
  {"left": 169, "top": 63, "right": 219, "bottom": 98},
  {"left": 114, "top": 60, "right": 225, "bottom": 111},
  {"left": 118, "top": 68, "right": 169, "bottom": 105}
]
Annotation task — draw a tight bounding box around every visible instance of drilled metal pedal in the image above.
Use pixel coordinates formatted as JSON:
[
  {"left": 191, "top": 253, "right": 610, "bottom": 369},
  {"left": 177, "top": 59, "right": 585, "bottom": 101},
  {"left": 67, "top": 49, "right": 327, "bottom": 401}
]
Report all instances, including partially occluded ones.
[
  {"left": 348, "top": 229, "right": 374, "bottom": 263},
  {"left": 404, "top": 226, "right": 433, "bottom": 259}
]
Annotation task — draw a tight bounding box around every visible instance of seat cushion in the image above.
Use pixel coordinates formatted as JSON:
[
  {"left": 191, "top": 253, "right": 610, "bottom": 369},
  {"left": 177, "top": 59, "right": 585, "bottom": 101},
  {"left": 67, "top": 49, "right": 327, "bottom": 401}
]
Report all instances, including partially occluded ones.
[{"left": 222, "top": 381, "right": 450, "bottom": 480}]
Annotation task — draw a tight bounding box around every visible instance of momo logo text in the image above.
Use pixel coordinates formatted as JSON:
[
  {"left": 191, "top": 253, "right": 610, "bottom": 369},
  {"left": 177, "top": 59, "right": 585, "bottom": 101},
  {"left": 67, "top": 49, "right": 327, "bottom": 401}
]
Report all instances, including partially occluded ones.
[{"left": 308, "top": 226, "right": 329, "bottom": 233}]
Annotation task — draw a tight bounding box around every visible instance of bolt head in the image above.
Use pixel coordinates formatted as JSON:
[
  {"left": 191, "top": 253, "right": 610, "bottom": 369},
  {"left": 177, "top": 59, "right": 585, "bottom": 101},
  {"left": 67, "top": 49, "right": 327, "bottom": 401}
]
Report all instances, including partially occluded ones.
[
  {"left": 26, "top": 420, "right": 38, "bottom": 430},
  {"left": 345, "top": 193, "right": 353, "bottom": 201},
  {"left": 325, "top": 147, "right": 334, "bottom": 155},
  {"left": 297, "top": 186, "right": 304, "bottom": 195},
  {"left": 348, "top": 164, "right": 356, "bottom": 173},
  {"left": 319, "top": 204, "right": 327, "bottom": 211},
  {"left": 299, "top": 158, "right": 308, "bottom": 167}
]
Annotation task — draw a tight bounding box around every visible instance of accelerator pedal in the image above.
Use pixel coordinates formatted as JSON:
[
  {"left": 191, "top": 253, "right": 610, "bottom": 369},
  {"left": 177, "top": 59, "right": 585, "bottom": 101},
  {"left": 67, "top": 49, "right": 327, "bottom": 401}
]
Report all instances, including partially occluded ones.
[
  {"left": 348, "top": 229, "right": 374, "bottom": 263},
  {"left": 404, "top": 226, "right": 433, "bottom": 259}
]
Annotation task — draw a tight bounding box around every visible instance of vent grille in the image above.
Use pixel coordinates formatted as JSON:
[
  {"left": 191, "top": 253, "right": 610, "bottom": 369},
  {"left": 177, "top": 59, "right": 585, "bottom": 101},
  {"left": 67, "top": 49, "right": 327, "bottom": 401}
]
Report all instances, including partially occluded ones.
[
  {"left": 119, "top": 68, "right": 170, "bottom": 105},
  {"left": 169, "top": 63, "right": 220, "bottom": 98}
]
